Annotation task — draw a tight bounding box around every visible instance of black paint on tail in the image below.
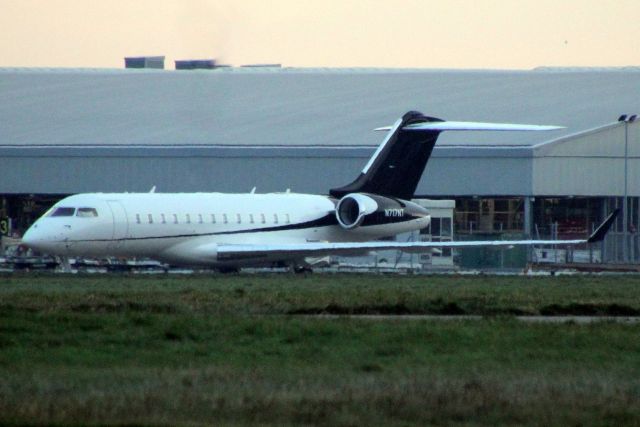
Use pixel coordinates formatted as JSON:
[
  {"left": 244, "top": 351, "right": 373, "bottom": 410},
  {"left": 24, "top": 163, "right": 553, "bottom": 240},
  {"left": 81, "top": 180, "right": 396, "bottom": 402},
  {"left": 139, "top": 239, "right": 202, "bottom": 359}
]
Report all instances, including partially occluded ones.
[
  {"left": 587, "top": 209, "right": 620, "bottom": 243},
  {"left": 330, "top": 111, "right": 442, "bottom": 200}
]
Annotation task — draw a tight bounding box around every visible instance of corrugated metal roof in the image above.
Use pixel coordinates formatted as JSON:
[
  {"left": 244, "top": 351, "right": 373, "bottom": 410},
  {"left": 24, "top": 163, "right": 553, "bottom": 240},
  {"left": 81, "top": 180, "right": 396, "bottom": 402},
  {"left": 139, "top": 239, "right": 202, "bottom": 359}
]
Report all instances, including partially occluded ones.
[{"left": 1, "top": 67, "right": 639, "bottom": 148}]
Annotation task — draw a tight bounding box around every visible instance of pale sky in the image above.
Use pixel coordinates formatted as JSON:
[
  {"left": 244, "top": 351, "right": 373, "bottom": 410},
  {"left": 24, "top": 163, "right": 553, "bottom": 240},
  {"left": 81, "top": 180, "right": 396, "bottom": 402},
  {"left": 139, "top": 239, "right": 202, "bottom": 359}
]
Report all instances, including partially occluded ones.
[{"left": 1, "top": 0, "right": 638, "bottom": 69}]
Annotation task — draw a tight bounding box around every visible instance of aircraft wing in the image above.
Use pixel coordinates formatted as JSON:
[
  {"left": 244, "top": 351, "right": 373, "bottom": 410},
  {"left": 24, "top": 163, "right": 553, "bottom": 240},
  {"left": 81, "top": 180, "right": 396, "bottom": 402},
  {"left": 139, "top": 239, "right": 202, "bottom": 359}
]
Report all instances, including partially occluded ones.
[
  {"left": 216, "top": 239, "right": 579, "bottom": 261},
  {"left": 375, "top": 122, "right": 564, "bottom": 132},
  {"left": 215, "top": 210, "right": 619, "bottom": 261}
]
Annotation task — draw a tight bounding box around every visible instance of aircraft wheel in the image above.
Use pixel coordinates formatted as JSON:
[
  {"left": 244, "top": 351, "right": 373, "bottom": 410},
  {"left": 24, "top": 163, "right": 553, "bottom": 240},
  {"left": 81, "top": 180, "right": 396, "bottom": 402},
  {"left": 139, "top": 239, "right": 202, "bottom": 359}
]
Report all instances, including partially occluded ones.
[{"left": 293, "top": 265, "right": 313, "bottom": 274}]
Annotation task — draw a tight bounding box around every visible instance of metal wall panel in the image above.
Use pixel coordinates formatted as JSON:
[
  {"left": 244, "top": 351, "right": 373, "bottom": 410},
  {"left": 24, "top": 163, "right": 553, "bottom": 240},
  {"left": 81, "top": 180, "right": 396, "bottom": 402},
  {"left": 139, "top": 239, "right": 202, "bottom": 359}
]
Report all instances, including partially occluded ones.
[
  {"left": 535, "top": 124, "right": 625, "bottom": 157},
  {"left": 628, "top": 121, "right": 640, "bottom": 157},
  {"left": 418, "top": 156, "right": 532, "bottom": 196},
  {"left": 533, "top": 157, "right": 626, "bottom": 196},
  {"left": 2, "top": 69, "right": 638, "bottom": 198},
  {"left": 0, "top": 153, "right": 532, "bottom": 197},
  {"left": 2, "top": 69, "right": 639, "bottom": 149},
  {"left": 0, "top": 156, "right": 366, "bottom": 195},
  {"left": 533, "top": 121, "right": 640, "bottom": 196}
]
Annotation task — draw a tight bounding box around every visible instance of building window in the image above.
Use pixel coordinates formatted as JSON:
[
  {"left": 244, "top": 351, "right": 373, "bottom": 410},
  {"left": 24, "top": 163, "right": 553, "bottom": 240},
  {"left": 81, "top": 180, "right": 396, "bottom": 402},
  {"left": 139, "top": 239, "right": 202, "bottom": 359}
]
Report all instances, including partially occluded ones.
[
  {"left": 441, "top": 217, "right": 452, "bottom": 237},
  {"left": 432, "top": 237, "right": 452, "bottom": 258},
  {"left": 431, "top": 218, "right": 441, "bottom": 236},
  {"left": 420, "top": 223, "right": 431, "bottom": 235}
]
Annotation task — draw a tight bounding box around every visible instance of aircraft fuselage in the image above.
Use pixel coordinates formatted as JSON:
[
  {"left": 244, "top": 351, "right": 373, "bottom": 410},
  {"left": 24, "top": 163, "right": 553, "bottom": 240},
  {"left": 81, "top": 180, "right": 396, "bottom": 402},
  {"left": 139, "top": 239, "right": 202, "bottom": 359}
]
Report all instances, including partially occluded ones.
[{"left": 23, "top": 192, "right": 430, "bottom": 267}]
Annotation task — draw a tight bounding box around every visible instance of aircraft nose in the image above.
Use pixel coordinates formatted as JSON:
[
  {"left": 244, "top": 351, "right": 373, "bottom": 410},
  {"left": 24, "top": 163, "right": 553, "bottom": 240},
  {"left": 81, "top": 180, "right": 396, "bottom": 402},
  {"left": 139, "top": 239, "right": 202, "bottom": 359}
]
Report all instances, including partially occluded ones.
[
  {"left": 22, "top": 224, "right": 38, "bottom": 247},
  {"left": 22, "top": 223, "right": 50, "bottom": 253}
]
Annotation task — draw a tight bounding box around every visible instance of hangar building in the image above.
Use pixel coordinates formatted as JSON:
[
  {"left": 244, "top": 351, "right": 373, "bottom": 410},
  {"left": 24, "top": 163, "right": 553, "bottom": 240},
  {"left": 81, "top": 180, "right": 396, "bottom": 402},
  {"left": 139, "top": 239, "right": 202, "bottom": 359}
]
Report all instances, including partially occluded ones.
[{"left": 1, "top": 66, "right": 639, "bottom": 266}]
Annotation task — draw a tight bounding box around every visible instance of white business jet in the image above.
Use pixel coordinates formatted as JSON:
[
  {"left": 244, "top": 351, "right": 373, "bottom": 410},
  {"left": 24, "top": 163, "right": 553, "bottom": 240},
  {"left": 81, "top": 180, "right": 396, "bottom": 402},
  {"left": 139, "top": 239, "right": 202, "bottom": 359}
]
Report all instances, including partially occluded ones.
[{"left": 22, "top": 111, "right": 618, "bottom": 271}]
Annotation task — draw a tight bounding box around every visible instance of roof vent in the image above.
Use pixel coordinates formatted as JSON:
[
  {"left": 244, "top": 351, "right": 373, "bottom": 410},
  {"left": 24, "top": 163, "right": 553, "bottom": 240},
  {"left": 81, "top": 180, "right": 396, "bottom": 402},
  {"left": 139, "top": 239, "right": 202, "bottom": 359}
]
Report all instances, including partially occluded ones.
[
  {"left": 124, "top": 56, "right": 165, "bottom": 69},
  {"left": 240, "top": 64, "right": 282, "bottom": 68},
  {"left": 175, "top": 59, "right": 218, "bottom": 70}
]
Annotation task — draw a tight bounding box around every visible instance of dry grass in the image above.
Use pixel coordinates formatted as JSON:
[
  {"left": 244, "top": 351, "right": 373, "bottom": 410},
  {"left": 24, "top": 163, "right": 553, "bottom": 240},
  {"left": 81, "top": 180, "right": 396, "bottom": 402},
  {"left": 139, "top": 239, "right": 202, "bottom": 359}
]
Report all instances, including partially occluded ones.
[{"left": 2, "top": 366, "right": 639, "bottom": 426}]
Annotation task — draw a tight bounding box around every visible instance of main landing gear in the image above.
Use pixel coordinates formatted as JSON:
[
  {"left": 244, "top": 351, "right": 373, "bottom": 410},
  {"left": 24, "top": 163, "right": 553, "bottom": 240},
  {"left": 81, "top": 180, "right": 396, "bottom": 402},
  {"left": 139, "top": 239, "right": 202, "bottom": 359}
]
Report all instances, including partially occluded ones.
[
  {"left": 292, "top": 265, "right": 313, "bottom": 274},
  {"left": 216, "top": 266, "right": 241, "bottom": 274}
]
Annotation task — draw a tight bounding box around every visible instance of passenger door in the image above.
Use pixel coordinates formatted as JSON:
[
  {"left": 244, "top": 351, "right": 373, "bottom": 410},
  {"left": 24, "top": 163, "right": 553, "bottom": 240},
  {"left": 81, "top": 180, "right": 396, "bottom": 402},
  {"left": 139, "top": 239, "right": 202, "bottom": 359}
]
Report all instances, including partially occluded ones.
[{"left": 106, "top": 200, "right": 129, "bottom": 251}]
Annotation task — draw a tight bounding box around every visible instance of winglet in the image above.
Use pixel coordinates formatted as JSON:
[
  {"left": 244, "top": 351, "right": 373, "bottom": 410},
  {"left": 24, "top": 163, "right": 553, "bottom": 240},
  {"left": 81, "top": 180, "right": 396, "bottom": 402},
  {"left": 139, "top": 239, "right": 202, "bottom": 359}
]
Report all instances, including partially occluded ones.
[{"left": 587, "top": 209, "right": 620, "bottom": 243}]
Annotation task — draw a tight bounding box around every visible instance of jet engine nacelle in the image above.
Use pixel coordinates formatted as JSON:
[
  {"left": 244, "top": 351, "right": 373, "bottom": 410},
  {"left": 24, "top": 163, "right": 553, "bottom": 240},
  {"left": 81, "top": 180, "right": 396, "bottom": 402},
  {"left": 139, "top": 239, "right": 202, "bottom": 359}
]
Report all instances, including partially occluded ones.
[{"left": 335, "top": 193, "right": 428, "bottom": 230}]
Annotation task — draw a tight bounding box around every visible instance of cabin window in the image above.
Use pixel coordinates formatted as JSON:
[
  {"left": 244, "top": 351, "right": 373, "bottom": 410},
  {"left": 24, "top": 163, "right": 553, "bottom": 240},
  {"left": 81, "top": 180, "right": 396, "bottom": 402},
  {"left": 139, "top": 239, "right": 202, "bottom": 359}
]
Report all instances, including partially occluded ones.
[
  {"left": 285, "top": 213, "right": 290, "bottom": 224},
  {"left": 211, "top": 214, "right": 216, "bottom": 224},
  {"left": 260, "top": 213, "right": 266, "bottom": 224},
  {"left": 135, "top": 214, "right": 141, "bottom": 224},
  {"left": 148, "top": 214, "right": 153, "bottom": 224},
  {"left": 186, "top": 214, "right": 191, "bottom": 224},
  {"left": 161, "top": 214, "right": 166, "bottom": 224},
  {"left": 273, "top": 214, "right": 278, "bottom": 224},
  {"left": 76, "top": 208, "right": 98, "bottom": 218},
  {"left": 223, "top": 214, "right": 228, "bottom": 224},
  {"left": 173, "top": 214, "right": 178, "bottom": 224},
  {"left": 50, "top": 207, "right": 76, "bottom": 217},
  {"left": 249, "top": 214, "right": 254, "bottom": 224},
  {"left": 198, "top": 214, "right": 203, "bottom": 224},
  {"left": 236, "top": 213, "right": 241, "bottom": 224}
]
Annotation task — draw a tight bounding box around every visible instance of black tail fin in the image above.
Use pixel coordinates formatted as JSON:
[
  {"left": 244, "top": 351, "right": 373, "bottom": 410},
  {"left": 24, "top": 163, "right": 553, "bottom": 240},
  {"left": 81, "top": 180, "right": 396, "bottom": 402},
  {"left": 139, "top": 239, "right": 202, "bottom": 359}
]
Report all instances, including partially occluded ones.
[{"left": 330, "top": 111, "right": 442, "bottom": 200}]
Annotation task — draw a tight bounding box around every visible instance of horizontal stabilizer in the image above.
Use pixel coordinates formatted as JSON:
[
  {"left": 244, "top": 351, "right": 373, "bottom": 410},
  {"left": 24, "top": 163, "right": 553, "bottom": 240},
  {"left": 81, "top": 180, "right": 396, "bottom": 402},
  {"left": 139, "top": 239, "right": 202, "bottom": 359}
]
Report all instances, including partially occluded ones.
[
  {"left": 334, "top": 111, "right": 565, "bottom": 200},
  {"left": 375, "top": 122, "right": 564, "bottom": 132},
  {"left": 404, "top": 121, "right": 564, "bottom": 131}
]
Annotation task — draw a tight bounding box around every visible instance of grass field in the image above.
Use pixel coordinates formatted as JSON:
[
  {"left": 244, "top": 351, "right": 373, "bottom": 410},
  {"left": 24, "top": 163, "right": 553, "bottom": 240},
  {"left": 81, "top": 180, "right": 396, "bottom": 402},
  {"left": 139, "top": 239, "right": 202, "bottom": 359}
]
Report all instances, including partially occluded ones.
[{"left": 1, "top": 273, "right": 640, "bottom": 426}]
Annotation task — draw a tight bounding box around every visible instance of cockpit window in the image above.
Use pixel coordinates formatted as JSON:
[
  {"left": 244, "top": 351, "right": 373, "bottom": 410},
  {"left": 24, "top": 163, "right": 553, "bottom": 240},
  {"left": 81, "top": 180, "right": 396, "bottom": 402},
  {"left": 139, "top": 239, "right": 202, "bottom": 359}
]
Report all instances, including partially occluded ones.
[
  {"left": 49, "top": 207, "right": 76, "bottom": 217},
  {"left": 77, "top": 208, "right": 98, "bottom": 218}
]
